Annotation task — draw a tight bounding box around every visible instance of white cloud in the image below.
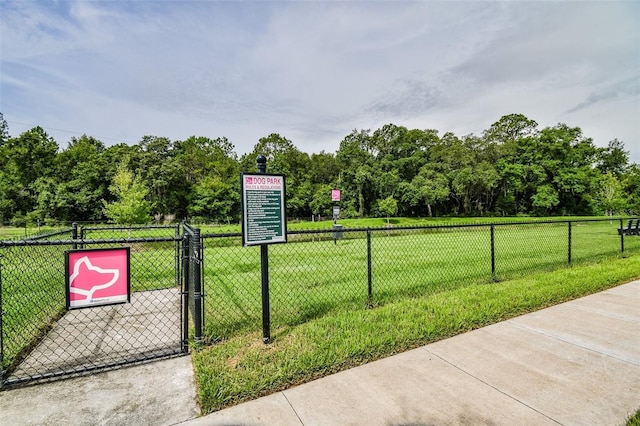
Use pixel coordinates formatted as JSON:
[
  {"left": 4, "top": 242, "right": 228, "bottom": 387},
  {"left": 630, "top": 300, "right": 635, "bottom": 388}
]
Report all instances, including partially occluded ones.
[{"left": 1, "top": 0, "right": 638, "bottom": 163}]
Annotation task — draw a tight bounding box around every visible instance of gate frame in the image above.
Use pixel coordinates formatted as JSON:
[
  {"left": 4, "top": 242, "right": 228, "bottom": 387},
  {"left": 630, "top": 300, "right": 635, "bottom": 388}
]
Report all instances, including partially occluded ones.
[{"left": 0, "top": 225, "right": 190, "bottom": 388}]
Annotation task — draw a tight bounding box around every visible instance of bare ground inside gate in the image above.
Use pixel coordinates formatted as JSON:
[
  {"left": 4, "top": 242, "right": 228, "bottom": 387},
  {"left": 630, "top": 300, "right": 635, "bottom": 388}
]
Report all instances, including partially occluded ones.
[{"left": 7, "top": 288, "right": 182, "bottom": 384}]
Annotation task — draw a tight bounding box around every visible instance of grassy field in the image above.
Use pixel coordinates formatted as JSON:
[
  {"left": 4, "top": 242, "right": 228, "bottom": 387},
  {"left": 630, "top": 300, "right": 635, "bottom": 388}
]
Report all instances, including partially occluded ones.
[{"left": 192, "top": 253, "right": 640, "bottom": 413}]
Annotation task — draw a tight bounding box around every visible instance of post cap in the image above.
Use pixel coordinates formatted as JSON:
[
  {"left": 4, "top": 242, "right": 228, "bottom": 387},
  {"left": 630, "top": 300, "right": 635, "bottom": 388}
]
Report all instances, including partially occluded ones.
[{"left": 256, "top": 155, "right": 267, "bottom": 173}]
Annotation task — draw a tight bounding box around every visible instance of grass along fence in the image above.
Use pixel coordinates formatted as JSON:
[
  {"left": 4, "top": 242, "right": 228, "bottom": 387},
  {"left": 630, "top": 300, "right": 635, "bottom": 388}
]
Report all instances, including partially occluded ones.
[
  {"left": 193, "top": 254, "right": 640, "bottom": 413},
  {"left": 199, "top": 218, "right": 640, "bottom": 343}
]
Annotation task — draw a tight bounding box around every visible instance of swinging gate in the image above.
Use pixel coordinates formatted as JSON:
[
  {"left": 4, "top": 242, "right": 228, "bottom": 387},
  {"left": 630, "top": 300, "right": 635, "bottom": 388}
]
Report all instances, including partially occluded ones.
[{"left": 0, "top": 224, "right": 197, "bottom": 387}]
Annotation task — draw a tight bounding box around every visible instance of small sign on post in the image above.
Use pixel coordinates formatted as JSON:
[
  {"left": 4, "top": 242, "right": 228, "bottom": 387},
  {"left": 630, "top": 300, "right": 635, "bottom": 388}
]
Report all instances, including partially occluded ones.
[
  {"left": 333, "top": 205, "right": 340, "bottom": 219},
  {"left": 331, "top": 189, "right": 341, "bottom": 202},
  {"left": 65, "top": 247, "right": 130, "bottom": 309},
  {"left": 241, "top": 173, "right": 287, "bottom": 246}
]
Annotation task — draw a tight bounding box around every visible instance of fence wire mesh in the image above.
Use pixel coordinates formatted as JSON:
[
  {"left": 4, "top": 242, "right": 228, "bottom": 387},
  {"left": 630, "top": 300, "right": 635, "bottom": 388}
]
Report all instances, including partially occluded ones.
[
  {"left": 1, "top": 226, "right": 185, "bottom": 387},
  {"left": 198, "top": 218, "right": 639, "bottom": 343}
]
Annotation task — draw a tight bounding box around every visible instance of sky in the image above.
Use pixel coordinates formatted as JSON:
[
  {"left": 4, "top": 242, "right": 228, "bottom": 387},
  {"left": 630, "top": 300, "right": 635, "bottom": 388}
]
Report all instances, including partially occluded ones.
[{"left": 1, "top": 1, "right": 639, "bottom": 163}]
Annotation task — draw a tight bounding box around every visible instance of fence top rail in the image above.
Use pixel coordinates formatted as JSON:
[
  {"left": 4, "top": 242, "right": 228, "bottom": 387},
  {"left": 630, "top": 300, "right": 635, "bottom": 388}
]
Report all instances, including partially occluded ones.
[
  {"left": 81, "top": 224, "right": 178, "bottom": 231},
  {"left": 201, "top": 231, "right": 241, "bottom": 238},
  {"left": 1, "top": 228, "right": 72, "bottom": 241},
  {"left": 195, "top": 216, "right": 639, "bottom": 239},
  {"left": 0, "top": 235, "right": 183, "bottom": 247},
  {"left": 182, "top": 221, "right": 200, "bottom": 238},
  {"left": 17, "top": 228, "right": 73, "bottom": 241}
]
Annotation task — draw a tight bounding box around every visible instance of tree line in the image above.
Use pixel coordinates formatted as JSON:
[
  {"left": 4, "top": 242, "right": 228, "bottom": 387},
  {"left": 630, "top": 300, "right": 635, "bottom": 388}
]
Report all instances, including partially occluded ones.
[{"left": 0, "top": 112, "right": 638, "bottom": 226}]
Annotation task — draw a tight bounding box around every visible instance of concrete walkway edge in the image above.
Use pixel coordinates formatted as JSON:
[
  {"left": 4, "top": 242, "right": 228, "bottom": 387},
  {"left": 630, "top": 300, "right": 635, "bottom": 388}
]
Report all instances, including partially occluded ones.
[{"left": 184, "top": 280, "right": 640, "bottom": 426}]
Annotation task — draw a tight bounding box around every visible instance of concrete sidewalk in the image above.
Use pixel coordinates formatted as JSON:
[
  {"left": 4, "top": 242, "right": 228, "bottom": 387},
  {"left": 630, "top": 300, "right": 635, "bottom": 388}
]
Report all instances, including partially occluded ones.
[
  {"left": 1, "top": 280, "right": 638, "bottom": 425},
  {"left": 184, "top": 280, "right": 640, "bottom": 426}
]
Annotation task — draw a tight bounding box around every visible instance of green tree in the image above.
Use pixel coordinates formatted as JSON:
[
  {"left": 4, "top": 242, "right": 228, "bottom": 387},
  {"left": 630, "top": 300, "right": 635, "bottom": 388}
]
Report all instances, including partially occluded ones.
[
  {"left": 188, "top": 175, "right": 236, "bottom": 223},
  {"left": 241, "top": 134, "right": 311, "bottom": 218},
  {"left": 53, "top": 135, "right": 108, "bottom": 221},
  {"left": 597, "top": 139, "right": 628, "bottom": 177},
  {"left": 309, "top": 151, "right": 339, "bottom": 185},
  {"left": 0, "top": 161, "right": 20, "bottom": 223},
  {"left": 103, "top": 160, "right": 151, "bottom": 224},
  {"left": 483, "top": 113, "right": 538, "bottom": 146},
  {"left": 176, "top": 135, "right": 240, "bottom": 221},
  {"left": 531, "top": 185, "right": 560, "bottom": 215},
  {"left": 309, "top": 184, "right": 333, "bottom": 218},
  {"left": 411, "top": 166, "right": 450, "bottom": 217},
  {"left": 377, "top": 196, "right": 398, "bottom": 225},
  {"left": 0, "top": 112, "right": 9, "bottom": 148},
  {"left": 0, "top": 127, "right": 59, "bottom": 217},
  {"left": 621, "top": 164, "right": 640, "bottom": 215},
  {"left": 336, "top": 129, "right": 375, "bottom": 217},
  {"left": 596, "top": 172, "right": 625, "bottom": 216}
]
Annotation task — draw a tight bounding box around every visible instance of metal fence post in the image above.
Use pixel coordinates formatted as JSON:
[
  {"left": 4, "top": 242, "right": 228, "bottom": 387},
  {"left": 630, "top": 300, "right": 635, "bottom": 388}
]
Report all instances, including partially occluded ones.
[
  {"left": 71, "top": 222, "right": 78, "bottom": 250},
  {"left": 180, "top": 227, "right": 189, "bottom": 352},
  {"left": 490, "top": 225, "right": 496, "bottom": 281},
  {"left": 79, "top": 225, "right": 86, "bottom": 249},
  {"left": 620, "top": 219, "right": 625, "bottom": 254},
  {"left": 193, "top": 227, "right": 203, "bottom": 344},
  {"left": 568, "top": 221, "right": 572, "bottom": 266},
  {"left": 175, "top": 224, "right": 180, "bottom": 288},
  {"left": 367, "top": 229, "right": 372, "bottom": 306},
  {"left": 0, "top": 254, "right": 4, "bottom": 376},
  {"left": 199, "top": 235, "right": 206, "bottom": 335},
  {"left": 256, "top": 155, "right": 272, "bottom": 344}
]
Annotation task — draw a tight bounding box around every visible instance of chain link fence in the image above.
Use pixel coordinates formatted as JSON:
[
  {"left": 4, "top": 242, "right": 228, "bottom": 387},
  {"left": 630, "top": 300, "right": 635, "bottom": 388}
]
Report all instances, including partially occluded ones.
[
  {"left": 198, "top": 218, "right": 639, "bottom": 343},
  {"left": 2, "top": 218, "right": 638, "bottom": 386}
]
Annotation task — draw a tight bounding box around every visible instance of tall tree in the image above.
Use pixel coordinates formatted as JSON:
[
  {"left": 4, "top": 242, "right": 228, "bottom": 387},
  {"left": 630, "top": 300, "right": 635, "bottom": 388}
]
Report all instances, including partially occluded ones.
[
  {"left": 621, "top": 164, "right": 640, "bottom": 214},
  {"left": 377, "top": 195, "right": 398, "bottom": 225},
  {"left": 0, "top": 112, "right": 9, "bottom": 148},
  {"left": 336, "top": 129, "right": 374, "bottom": 216},
  {"left": 103, "top": 159, "right": 151, "bottom": 224},
  {"left": 411, "top": 165, "right": 450, "bottom": 217},
  {"left": 597, "top": 139, "right": 629, "bottom": 177},
  {"left": 242, "top": 134, "right": 311, "bottom": 218},
  {"left": 53, "top": 135, "right": 108, "bottom": 221},
  {"left": 595, "top": 172, "right": 625, "bottom": 216},
  {"left": 1, "top": 127, "right": 59, "bottom": 218},
  {"left": 176, "top": 135, "right": 240, "bottom": 221}
]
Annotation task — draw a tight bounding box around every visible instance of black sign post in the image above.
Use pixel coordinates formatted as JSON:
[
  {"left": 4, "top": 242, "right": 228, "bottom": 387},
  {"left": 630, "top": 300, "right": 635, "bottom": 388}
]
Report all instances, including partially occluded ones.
[{"left": 240, "top": 155, "right": 287, "bottom": 343}]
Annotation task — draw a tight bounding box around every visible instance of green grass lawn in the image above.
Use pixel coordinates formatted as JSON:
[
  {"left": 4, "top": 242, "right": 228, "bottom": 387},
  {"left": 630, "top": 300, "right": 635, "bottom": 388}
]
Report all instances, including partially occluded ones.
[
  {"left": 192, "top": 253, "right": 640, "bottom": 414},
  {"left": 627, "top": 409, "right": 640, "bottom": 426}
]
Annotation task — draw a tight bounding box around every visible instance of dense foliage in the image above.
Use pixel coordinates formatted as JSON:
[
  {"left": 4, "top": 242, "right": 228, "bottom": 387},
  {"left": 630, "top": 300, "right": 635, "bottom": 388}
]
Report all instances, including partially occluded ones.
[{"left": 0, "top": 112, "right": 637, "bottom": 225}]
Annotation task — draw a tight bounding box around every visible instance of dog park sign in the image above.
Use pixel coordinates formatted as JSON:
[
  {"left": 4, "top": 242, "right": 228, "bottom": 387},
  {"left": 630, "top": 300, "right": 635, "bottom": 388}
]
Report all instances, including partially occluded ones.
[
  {"left": 65, "top": 247, "right": 131, "bottom": 309},
  {"left": 241, "top": 173, "right": 287, "bottom": 246}
]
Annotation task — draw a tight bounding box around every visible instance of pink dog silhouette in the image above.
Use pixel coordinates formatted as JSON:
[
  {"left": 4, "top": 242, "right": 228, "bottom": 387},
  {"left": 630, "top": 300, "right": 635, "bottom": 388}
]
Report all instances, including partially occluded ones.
[{"left": 69, "top": 256, "right": 120, "bottom": 301}]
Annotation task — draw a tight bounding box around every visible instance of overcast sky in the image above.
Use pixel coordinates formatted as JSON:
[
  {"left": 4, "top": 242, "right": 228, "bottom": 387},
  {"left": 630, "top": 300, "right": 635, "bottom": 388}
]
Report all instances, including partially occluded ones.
[{"left": 1, "top": 1, "right": 639, "bottom": 163}]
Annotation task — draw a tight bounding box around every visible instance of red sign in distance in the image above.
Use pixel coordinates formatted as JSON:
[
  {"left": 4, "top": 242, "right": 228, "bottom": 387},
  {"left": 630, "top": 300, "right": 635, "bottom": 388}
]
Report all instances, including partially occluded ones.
[
  {"left": 331, "top": 189, "right": 341, "bottom": 202},
  {"left": 66, "top": 248, "right": 130, "bottom": 309}
]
